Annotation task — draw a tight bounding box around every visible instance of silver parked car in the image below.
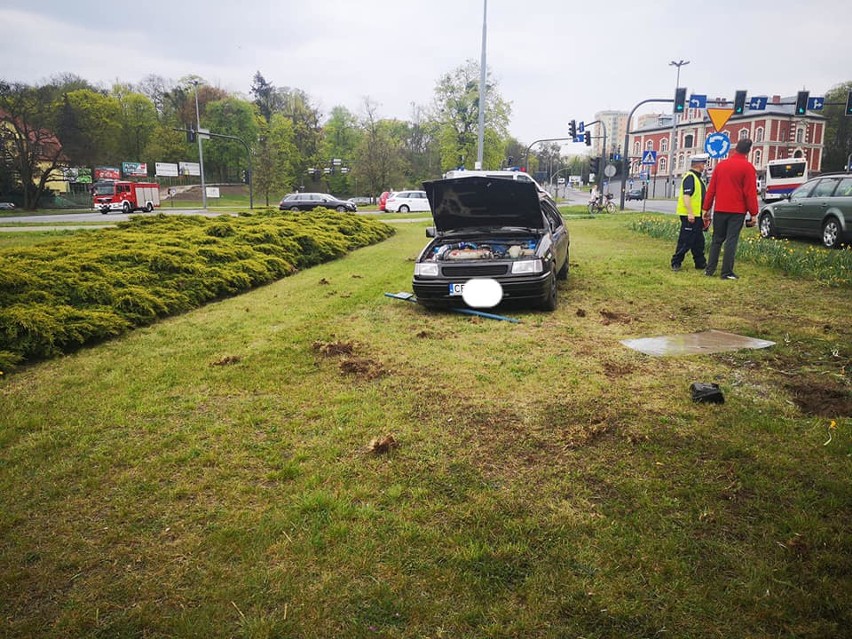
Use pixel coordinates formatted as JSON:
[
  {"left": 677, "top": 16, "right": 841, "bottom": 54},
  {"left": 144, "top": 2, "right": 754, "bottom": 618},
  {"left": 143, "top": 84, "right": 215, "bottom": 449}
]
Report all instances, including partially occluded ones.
[{"left": 758, "top": 173, "right": 852, "bottom": 248}]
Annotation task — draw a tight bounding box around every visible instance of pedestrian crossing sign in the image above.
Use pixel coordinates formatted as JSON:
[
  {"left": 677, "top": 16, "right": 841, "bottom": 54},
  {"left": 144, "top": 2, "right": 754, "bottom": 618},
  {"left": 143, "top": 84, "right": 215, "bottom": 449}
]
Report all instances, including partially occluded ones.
[{"left": 641, "top": 150, "right": 657, "bottom": 165}]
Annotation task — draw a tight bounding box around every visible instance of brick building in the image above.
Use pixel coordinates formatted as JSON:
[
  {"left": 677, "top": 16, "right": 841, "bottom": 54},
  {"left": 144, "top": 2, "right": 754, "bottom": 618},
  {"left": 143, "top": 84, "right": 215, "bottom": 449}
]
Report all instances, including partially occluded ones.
[{"left": 627, "top": 95, "right": 825, "bottom": 196}]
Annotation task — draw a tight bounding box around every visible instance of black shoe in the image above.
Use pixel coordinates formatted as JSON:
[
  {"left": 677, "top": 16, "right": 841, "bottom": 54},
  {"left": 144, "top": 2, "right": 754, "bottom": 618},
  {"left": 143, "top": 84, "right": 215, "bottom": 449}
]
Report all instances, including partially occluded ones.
[
  {"left": 695, "top": 264, "right": 707, "bottom": 270},
  {"left": 721, "top": 273, "right": 739, "bottom": 280},
  {"left": 671, "top": 264, "right": 681, "bottom": 272},
  {"left": 704, "top": 270, "right": 715, "bottom": 277}
]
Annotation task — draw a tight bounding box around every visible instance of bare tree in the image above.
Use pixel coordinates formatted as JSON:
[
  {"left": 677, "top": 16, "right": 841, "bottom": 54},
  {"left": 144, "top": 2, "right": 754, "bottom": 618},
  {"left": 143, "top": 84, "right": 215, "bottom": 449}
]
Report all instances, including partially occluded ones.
[{"left": 0, "top": 81, "right": 66, "bottom": 210}]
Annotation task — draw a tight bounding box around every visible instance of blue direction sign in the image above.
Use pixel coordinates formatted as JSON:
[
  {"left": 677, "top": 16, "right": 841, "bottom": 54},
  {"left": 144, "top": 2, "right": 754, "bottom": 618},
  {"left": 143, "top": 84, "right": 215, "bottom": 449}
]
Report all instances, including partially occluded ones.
[
  {"left": 705, "top": 132, "right": 731, "bottom": 159},
  {"left": 689, "top": 94, "right": 707, "bottom": 108},
  {"left": 578, "top": 121, "right": 585, "bottom": 133},
  {"left": 641, "top": 150, "right": 657, "bottom": 165},
  {"left": 807, "top": 96, "right": 825, "bottom": 111},
  {"left": 749, "top": 96, "right": 768, "bottom": 110}
]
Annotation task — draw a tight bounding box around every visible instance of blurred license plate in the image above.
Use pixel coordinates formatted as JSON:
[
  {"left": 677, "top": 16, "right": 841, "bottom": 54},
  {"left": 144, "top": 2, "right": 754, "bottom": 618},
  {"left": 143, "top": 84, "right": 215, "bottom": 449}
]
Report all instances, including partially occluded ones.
[{"left": 448, "top": 283, "right": 464, "bottom": 296}]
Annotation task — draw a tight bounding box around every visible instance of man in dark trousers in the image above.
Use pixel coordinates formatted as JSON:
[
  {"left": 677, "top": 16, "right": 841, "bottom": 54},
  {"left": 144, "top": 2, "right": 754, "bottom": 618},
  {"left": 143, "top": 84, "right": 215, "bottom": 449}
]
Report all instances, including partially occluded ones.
[
  {"left": 671, "top": 153, "right": 709, "bottom": 271},
  {"left": 701, "top": 138, "right": 759, "bottom": 280}
]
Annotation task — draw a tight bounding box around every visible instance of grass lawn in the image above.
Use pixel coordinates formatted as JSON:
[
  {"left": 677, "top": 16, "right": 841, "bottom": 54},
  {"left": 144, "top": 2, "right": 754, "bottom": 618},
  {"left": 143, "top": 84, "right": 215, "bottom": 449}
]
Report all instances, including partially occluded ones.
[{"left": 0, "top": 214, "right": 849, "bottom": 638}]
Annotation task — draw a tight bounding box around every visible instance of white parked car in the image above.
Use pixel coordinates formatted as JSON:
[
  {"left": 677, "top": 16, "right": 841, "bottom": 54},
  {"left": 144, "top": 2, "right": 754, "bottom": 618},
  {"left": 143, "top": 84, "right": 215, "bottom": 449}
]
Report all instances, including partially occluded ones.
[{"left": 385, "top": 190, "right": 431, "bottom": 213}]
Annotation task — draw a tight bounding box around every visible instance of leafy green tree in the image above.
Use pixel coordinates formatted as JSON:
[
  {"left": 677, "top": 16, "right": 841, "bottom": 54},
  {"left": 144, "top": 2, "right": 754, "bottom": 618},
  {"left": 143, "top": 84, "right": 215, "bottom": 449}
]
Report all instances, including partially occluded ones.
[
  {"left": 142, "top": 123, "right": 187, "bottom": 166},
  {"left": 275, "top": 87, "right": 322, "bottom": 183},
  {"left": 253, "top": 113, "right": 298, "bottom": 206},
  {"left": 250, "top": 71, "right": 283, "bottom": 123},
  {"left": 57, "top": 89, "right": 122, "bottom": 166},
  {"left": 432, "top": 59, "right": 511, "bottom": 172},
  {"left": 395, "top": 103, "right": 441, "bottom": 186},
  {"left": 821, "top": 81, "right": 852, "bottom": 172},
  {"left": 0, "top": 81, "right": 66, "bottom": 209},
  {"left": 112, "top": 84, "right": 159, "bottom": 161},
  {"left": 202, "top": 97, "right": 259, "bottom": 182},
  {"left": 351, "top": 99, "right": 406, "bottom": 198},
  {"left": 319, "top": 106, "right": 362, "bottom": 196},
  {"left": 503, "top": 136, "right": 526, "bottom": 170}
]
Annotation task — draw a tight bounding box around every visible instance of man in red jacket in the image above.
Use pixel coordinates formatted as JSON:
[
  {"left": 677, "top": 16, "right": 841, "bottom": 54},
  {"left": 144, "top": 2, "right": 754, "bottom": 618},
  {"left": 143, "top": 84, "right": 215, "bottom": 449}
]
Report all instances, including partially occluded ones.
[{"left": 701, "top": 138, "right": 759, "bottom": 280}]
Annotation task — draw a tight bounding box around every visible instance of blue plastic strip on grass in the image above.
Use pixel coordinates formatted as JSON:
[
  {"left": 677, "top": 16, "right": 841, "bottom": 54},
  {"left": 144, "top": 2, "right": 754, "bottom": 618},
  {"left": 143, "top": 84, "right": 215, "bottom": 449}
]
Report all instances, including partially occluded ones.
[{"left": 384, "top": 292, "right": 520, "bottom": 323}]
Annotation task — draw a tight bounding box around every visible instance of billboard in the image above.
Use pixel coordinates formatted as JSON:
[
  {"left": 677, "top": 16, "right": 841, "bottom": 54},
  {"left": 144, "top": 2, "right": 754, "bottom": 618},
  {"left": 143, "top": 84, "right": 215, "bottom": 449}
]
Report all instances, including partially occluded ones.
[
  {"left": 94, "top": 166, "right": 120, "bottom": 181},
  {"left": 156, "top": 162, "right": 179, "bottom": 177},
  {"left": 62, "top": 167, "right": 93, "bottom": 184},
  {"left": 122, "top": 162, "right": 148, "bottom": 177},
  {"left": 179, "top": 161, "right": 200, "bottom": 176}
]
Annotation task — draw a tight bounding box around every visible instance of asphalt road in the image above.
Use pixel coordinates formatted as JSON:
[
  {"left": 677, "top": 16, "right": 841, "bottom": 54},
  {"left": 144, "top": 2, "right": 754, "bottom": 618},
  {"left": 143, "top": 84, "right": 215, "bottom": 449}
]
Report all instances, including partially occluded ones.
[{"left": 0, "top": 195, "right": 678, "bottom": 233}]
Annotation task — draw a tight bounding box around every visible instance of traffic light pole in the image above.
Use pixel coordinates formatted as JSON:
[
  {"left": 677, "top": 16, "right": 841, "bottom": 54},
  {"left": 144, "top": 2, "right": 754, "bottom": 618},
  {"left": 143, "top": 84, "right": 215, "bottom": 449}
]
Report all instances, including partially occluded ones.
[
  {"left": 174, "top": 129, "right": 254, "bottom": 210},
  {"left": 584, "top": 120, "right": 606, "bottom": 189},
  {"left": 619, "top": 98, "right": 674, "bottom": 211}
]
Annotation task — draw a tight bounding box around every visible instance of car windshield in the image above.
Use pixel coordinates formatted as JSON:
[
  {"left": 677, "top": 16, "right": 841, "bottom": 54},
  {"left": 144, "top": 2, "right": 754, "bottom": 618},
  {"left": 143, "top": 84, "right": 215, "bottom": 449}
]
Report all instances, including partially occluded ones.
[
  {"left": 790, "top": 182, "right": 816, "bottom": 200},
  {"left": 93, "top": 182, "right": 115, "bottom": 195}
]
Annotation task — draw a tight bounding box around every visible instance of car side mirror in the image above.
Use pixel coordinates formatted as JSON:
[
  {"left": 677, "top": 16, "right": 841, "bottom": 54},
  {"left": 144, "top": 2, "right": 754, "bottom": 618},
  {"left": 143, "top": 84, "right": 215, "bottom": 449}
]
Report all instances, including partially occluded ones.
[{"left": 425, "top": 227, "right": 436, "bottom": 238}]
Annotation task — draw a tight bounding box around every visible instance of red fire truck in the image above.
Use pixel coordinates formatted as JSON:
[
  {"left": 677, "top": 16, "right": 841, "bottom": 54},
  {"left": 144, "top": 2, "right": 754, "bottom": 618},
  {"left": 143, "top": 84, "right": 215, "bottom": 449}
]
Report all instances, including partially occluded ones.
[{"left": 92, "top": 180, "right": 161, "bottom": 214}]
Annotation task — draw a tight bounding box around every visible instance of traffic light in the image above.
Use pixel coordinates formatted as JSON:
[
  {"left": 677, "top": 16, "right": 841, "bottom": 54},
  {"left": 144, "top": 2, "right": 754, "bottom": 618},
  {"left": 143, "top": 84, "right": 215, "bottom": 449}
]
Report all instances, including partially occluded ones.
[
  {"left": 589, "top": 157, "right": 600, "bottom": 174},
  {"left": 568, "top": 119, "right": 577, "bottom": 139},
  {"left": 795, "top": 90, "right": 809, "bottom": 116},
  {"left": 733, "top": 90, "right": 747, "bottom": 115},
  {"left": 584, "top": 131, "right": 591, "bottom": 146},
  {"left": 674, "top": 87, "right": 687, "bottom": 114},
  {"left": 845, "top": 90, "right": 852, "bottom": 117},
  {"left": 186, "top": 127, "right": 196, "bottom": 143}
]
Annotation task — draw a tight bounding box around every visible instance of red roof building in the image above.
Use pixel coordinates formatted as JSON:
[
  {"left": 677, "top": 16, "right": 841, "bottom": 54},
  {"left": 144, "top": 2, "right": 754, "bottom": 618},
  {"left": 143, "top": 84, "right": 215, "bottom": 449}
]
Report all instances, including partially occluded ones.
[{"left": 627, "top": 95, "right": 824, "bottom": 195}]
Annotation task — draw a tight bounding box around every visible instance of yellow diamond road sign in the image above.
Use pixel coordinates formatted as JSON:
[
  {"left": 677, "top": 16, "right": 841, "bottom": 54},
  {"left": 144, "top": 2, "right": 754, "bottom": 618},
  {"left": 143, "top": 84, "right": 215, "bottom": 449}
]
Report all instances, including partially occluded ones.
[{"left": 707, "top": 108, "right": 733, "bottom": 132}]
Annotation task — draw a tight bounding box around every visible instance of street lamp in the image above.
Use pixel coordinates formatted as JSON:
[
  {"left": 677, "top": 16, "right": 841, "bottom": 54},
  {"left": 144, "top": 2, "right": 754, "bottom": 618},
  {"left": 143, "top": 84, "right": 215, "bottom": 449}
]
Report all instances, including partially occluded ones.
[
  {"left": 192, "top": 80, "right": 207, "bottom": 209},
  {"left": 668, "top": 59, "right": 689, "bottom": 197},
  {"left": 476, "top": 0, "right": 487, "bottom": 169}
]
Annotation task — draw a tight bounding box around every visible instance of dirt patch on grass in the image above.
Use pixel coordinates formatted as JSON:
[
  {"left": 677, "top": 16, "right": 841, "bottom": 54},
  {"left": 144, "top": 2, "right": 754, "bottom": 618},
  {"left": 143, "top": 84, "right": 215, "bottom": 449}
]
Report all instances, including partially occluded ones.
[
  {"left": 312, "top": 339, "right": 387, "bottom": 380},
  {"left": 784, "top": 379, "right": 851, "bottom": 418},
  {"left": 602, "top": 359, "right": 635, "bottom": 378},
  {"left": 599, "top": 308, "right": 635, "bottom": 325},
  {"left": 366, "top": 434, "right": 398, "bottom": 455},
  {"left": 312, "top": 340, "right": 356, "bottom": 357},
  {"left": 210, "top": 355, "right": 241, "bottom": 366},
  {"left": 339, "top": 357, "right": 386, "bottom": 380}
]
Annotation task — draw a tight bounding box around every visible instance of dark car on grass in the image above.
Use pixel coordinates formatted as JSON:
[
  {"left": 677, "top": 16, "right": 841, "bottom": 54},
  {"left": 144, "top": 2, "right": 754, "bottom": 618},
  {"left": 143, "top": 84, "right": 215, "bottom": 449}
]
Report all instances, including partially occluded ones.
[
  {"left": 758, "top": 173, "right": 852, "bottom": 248},
  {"left": 412, "top": 175, "right": 570, "bottom": 311},
  {"left": 279, "top": 193, "right": 356, "bottom": 212}
]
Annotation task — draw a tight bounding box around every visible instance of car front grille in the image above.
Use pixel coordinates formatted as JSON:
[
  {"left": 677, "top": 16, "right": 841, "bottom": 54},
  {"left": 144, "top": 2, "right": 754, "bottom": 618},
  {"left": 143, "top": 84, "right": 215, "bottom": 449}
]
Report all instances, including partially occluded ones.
[{"left": 441, "top": 265, "right": 509, "bottom": 277}]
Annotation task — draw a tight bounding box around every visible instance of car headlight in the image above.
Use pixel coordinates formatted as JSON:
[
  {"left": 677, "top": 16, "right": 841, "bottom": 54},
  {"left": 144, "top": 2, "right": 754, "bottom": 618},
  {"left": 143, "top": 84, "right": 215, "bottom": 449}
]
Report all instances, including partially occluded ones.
[
  {"left": 414, "top": 263, "right": 439, "bottom": 277},
  {"left": 510, "top": 259, "right": 543, "bottom": 275}
]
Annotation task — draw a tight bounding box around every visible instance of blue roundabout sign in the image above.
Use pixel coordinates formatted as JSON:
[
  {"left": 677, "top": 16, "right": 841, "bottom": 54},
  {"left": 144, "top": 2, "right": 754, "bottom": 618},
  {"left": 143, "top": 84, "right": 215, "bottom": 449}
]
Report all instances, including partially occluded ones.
[{"left": 705, "top": 133, "right": 731, "bottom": 159}]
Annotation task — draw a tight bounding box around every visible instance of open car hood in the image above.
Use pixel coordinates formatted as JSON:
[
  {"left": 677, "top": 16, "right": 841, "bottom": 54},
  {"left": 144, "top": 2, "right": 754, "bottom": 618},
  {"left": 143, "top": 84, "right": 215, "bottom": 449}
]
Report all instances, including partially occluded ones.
[{"left": 423, "top": 176, "right": 546, "bottom": 233}]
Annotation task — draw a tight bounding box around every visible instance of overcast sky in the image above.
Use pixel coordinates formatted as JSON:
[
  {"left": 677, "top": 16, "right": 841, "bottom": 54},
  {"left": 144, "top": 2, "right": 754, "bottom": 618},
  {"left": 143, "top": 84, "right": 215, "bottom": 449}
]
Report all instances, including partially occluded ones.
[{"left": 2, "top": 0, "right": 850, "bottom": 150}]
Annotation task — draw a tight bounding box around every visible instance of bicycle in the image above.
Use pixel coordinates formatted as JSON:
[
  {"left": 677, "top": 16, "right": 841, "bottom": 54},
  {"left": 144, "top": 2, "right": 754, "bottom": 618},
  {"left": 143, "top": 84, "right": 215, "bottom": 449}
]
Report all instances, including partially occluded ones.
[{"left": 588, "top": 193, "right": 615, "bottom": 214}]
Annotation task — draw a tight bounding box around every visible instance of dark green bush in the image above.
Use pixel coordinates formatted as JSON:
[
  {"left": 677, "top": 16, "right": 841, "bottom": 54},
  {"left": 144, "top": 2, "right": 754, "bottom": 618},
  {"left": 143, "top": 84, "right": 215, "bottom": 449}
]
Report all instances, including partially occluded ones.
[{"left": 0, "top": 210, "right": 394, "bottom": 370}]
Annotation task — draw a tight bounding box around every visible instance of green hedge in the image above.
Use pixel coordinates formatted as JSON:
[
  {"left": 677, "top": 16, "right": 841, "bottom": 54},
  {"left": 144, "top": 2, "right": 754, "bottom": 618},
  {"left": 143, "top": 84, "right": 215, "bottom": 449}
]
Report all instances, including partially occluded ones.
[{"left": 0, "top": 210, "right": 395, "bottom": 371}]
